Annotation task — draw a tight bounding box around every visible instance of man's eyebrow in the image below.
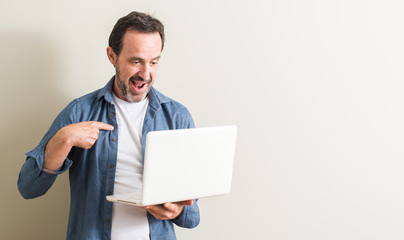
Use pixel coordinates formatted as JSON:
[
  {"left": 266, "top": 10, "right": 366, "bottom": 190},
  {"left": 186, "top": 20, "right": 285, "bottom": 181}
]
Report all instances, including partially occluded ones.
[{"left": 129, "top": 56, "right": 161, "bottom": 61}]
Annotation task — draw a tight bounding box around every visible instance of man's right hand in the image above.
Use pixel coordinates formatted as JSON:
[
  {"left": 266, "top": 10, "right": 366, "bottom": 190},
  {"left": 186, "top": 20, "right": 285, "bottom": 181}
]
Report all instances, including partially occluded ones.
[
  {"left": 43, "top": 121, "right": 114, "bottom": 171},
  {"left": 60, "top": 121, "right": 114, "bottom": 149}
]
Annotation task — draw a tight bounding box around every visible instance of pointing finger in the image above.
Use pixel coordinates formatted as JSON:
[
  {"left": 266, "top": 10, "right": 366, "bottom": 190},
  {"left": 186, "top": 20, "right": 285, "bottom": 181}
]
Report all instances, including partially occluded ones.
[{"left": 91, "top": 121, "right": 114, "bottom": 131}]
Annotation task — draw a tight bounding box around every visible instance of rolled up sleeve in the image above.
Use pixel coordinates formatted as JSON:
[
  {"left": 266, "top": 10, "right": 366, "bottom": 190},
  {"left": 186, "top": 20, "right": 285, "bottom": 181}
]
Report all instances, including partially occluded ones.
[{"left": 17, "top": 100, "right": 77, "bottom": 199}]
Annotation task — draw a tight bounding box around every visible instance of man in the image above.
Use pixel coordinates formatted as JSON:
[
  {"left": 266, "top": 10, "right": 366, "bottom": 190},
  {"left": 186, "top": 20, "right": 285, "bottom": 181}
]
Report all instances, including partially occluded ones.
[{"left": 17, "top": 11, "right": 200, "bottom": 240}]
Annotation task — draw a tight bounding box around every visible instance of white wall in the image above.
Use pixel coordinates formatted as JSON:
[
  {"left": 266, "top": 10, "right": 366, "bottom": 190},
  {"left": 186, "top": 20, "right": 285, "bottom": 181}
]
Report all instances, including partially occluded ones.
[{"left": 2, "top": 0, "right": 404, "bottom": 239}]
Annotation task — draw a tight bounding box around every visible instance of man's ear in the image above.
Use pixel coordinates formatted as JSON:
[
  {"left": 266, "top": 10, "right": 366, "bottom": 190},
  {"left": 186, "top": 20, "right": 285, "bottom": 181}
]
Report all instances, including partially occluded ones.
[{"left": 106, "top": 46, "right": 117, "bottom": 66}]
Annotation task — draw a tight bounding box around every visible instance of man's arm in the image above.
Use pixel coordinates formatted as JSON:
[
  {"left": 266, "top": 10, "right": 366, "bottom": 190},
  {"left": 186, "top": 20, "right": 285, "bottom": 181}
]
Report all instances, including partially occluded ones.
[
  {"left": 43, "top": 121, "right": 114, "bottom": 171},
  {"left": 18, "top": 120, "right": 113, "bottom": 199}
]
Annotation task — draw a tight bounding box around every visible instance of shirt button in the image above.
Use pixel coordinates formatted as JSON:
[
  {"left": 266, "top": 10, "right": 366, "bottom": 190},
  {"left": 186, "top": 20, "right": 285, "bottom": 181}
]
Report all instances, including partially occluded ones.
[
  {"left": 107, "top": 192, "right": 112, "bottom": 195},
  {"left": 110, "top": 164, "right": 115, "bottom": 168},
  {"left": 110, "top": 113, "right": 114, "bottom": 117},
  {"left": 112, "top": 138, "right": 116, "bottom": 141},
  {"left": 106, "top": 219, "right": 110, "bottom": 223}
]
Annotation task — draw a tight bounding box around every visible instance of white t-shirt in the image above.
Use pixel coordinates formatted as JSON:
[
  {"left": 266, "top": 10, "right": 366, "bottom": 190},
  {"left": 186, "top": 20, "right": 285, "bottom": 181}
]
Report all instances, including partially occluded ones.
[{"left": 111, "top": 94, "right": 150, "bottom": 240}]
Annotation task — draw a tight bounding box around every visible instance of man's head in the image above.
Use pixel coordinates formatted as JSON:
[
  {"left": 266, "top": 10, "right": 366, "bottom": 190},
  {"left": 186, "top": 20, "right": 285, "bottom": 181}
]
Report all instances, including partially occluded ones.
[{"left": 107, "top": 11, "right": 165, "bottom": 103}]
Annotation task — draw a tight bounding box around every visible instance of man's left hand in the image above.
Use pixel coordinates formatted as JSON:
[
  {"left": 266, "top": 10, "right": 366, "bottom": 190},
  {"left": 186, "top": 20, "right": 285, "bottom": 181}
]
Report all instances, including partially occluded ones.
[{"left": 142, "top": 200, "right": 193, "bottom": 220}]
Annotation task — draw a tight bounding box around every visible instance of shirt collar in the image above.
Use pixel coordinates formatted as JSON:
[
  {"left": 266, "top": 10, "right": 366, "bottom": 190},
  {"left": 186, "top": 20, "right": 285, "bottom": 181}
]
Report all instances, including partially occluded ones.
[{"left": 97, "top": 76, "right": 115, "bottom": 103}]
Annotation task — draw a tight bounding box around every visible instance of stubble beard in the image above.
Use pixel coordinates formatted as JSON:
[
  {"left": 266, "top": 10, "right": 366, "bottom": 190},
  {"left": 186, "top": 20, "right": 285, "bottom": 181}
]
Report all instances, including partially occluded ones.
[{"left": 115, "top": 67, "right": 152, "bottom": 103}]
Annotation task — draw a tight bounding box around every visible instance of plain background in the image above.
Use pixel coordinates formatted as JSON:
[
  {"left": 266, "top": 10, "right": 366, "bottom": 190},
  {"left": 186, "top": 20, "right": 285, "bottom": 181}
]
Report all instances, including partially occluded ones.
[{"left": 2, "top": 0, "right": 404, "bottom": 239}]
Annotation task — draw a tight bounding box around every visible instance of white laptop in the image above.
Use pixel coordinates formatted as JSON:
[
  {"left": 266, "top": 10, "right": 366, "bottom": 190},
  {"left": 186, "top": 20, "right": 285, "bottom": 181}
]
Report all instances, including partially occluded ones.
[{"left": 106, "top": 125, "right": 237, "bottom": 206}]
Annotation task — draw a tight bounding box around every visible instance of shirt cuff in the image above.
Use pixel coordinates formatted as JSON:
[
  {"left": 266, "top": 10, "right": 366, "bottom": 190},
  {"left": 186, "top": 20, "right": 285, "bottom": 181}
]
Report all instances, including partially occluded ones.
[
  {"left": 42, "top": 167, "right": 57, "bottom": 175},
  {"left": 41, "top": 159, "right": 72, "bottom": 175}
]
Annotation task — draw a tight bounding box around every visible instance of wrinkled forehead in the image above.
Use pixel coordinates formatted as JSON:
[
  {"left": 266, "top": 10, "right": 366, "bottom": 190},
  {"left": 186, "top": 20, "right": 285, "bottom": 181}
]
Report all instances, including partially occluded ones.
[{"left": 120, "top": 30, "right": 162, "bottom": 58}]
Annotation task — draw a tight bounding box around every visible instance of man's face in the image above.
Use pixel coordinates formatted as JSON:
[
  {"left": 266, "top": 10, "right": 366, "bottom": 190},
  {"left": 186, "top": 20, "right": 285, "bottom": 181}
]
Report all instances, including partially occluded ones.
[{"left": 107, "top": 30, "right": 162, "bottom": 103}]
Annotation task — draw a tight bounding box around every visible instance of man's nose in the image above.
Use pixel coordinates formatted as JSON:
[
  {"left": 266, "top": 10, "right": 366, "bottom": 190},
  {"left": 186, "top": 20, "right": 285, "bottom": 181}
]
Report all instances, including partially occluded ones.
[{"left": 138, "top": 64, "right": 151, "bottom": 81}]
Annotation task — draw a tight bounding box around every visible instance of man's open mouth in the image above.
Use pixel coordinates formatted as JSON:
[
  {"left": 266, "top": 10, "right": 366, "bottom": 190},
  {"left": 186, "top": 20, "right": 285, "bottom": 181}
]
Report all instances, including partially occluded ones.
[{"left": 131, "top": 80, "right": 147, "bottom": 91}]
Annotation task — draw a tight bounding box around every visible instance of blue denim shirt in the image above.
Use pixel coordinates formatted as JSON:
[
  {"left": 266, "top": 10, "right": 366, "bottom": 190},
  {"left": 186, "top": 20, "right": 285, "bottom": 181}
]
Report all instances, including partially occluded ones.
[{"left": 17, "top": 77, "right": 200, "bottom": 239}]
